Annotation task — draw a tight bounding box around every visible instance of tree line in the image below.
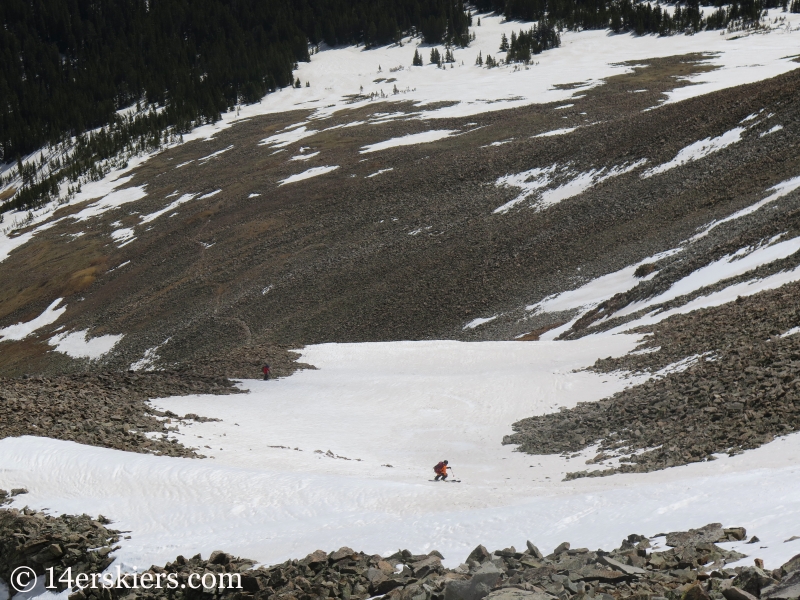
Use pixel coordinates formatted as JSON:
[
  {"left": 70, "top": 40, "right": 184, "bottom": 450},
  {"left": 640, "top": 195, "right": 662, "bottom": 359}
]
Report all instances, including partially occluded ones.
[{"left": 0, "top": 0, "right": 471, "bottom": 212}]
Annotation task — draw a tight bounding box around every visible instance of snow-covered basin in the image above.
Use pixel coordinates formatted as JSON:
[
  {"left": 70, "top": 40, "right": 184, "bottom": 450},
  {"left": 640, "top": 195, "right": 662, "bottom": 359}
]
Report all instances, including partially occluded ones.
[{"left": 3, "top": 336, "right": 800, "bottom": 578}]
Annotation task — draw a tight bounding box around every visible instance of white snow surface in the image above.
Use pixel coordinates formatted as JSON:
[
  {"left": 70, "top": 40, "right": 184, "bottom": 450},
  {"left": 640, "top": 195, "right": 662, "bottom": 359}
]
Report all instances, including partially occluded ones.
[
  {"left": 48, "top": 329, "right": 124, "bottom": 359},
  {"left": 279, "top": 166, "right": 340, "bottom": 185},
  {"left": 359, "top": 130, "right": 457, "bottom": 153},
  {"left": 3, "top": 337, "right": 800, "bottom": 579},
  {"left": 0, "top": 298, "right": 65, "bottom": 342}
]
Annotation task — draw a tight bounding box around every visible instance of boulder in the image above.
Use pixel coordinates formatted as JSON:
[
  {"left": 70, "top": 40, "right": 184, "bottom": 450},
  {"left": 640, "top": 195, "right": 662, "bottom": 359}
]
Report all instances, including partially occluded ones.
[
  {"left": 682, "top": 584, "right": 711, "bottom": 600},
  {"left": 552, "top": 543, "right": 571, "bottom": 555},
  {"left": 484, "top": 589, "right": 557, "bottom": 600},
  {"left": 667, "top": 524, "right": 726, "bottom": 548},
  {"left": 722, "top": 587, "right": 759, "bottom": 600},
  {"left": 526, "top": 542, "right": 544, "bottom": 560},
  {"left": 467, "top": 545, "right": 492, "bottom": 564},
  {"left": 596, "top": 555, "right": 646, "bottom": 575},
  {"left": 733, "top": 567, "right": 778, "bottom": 597},
  {"left": 762, "top": 571, "right": 800, "bottom": 600},
  {"left": 779, "top": 555, "right": 800, "bottom": 578},
  {"left": 445, "top": 563, "right": 502, "bottom": 600}
]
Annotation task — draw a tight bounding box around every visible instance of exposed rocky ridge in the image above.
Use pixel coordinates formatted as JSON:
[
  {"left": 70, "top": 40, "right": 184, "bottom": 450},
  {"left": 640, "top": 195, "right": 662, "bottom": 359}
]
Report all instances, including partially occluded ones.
[
  {"left": 0, "top": 371, "right": 241, "bottom": 457},
  {"left": 505, "top": 281, "right": 800, "bottom": 478},
  {"left": 0, "top": 503, "right": 120, "bottom": 593},
  {"left": 5, "top": 522, "right": 797, "bottom": 600}
]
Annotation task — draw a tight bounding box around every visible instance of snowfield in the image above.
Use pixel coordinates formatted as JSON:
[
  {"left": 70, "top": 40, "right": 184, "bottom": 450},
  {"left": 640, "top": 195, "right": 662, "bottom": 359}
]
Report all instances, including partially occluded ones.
[{"left": 3, "top": 336, "right": 800, "bottom": 586}]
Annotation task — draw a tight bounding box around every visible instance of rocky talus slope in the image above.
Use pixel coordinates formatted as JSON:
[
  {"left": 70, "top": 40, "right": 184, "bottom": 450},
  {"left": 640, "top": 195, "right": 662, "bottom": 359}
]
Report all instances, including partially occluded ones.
[
  {"left": 5, "top": 519, "right": 800, "bottom": 600},
  {"left": 0, "top": 371, "right": 241, "bottom": 457},
  {"left": 505, "top": 280, "right": 800, "bottom": 479},
  {"left": 0, "top": 497, "right": 120, "bottom": 593}
]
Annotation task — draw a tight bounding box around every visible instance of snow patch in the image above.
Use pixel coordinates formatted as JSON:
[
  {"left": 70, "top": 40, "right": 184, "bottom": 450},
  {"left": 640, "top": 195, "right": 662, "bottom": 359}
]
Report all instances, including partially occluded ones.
[
  {"left": 464, "top": 316, "right": 498, "bottom": 329},
  {"left": 290, "top": 151, "right": 320, "bottom": 161},
  {"left": 197, "top": 145, "right": 233, "bottom": 164},
  {"left": 760, "top": 124, "right": 783, "bottom": 137},
  {"left": 49, "top": 330, "right": 124, "bottom": 359},
  {"left": 0, "top": 299, "right": 65, "bottom": 342},
  {"left": 642, "top": 127, "right": 745, "bottom": 178},
  {"left": 260, "top": 126, "right": 318, "bottom": 148},
  {"left": 367, "top": 168, "right": 394, "bottom": 178},
  {"left": 533, "top": 127, "right": 577, "bottom": 138},
  {"left": 360, "top": 130, "right": 457, "bottom": 154},
  {"left": 279, "top": 166, "right": 340, "bottom": 186},
  {"left": 140, "top": 193, "right": 198, "bottom": 224},
  {"left": 690, "top": 174, "right": 800, "bottom": 241}
]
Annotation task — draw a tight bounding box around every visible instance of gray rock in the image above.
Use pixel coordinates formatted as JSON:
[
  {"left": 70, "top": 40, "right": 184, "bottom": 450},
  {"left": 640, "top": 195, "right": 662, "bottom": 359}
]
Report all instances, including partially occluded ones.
[
  {"left": 596, "top": 555, "right": 646, "bottom": 575},
  {"left": 667, "top": 524, "right": 725, "bottom": 548},
  {"left": 762, "top": 571, "right": 800, "bottom": 600},
  {"left": 468, "top": 545, "right": 492, "bottom": 564},
  {"left": 722, "top": 587, "right": 759, "bottom": 600},
  {"left": 780, "top": 555, "right": 800, "bottom": 578},
  {"left": 527, "top": 542, "right": 544, "bottom": 560},
  {"left": 733, "top": 567, "right": 778, "bottom": 597},
  {"left": 552, "top": 543, "right": 570, "bottom": 555},
  {"left": 484, "top": 589, "right": 557, "bottom": 600},
  {"left": 445, "top": 563, "right": 503, "bottom": 600}
]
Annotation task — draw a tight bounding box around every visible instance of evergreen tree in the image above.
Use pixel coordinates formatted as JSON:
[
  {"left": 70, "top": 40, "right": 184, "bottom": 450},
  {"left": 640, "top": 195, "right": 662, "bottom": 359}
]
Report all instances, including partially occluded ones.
[
  {"left": 413, "top": 50, "right": 424, "bottom": 66},
  {"left": 500, "top": 33, "right": 510, "bottom": 51},
  {"left": 475, "top": 51, "right": 483, "bottom": 66}
]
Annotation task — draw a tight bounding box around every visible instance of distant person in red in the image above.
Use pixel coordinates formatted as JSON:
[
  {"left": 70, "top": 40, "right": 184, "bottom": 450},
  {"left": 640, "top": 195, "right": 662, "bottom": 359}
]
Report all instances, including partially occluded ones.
[
  {"left": 262, "top": 364, "right": 271, "bottom": 380},
  {"left": 433, "top": 460, "right": 449, "bottom": 481}
]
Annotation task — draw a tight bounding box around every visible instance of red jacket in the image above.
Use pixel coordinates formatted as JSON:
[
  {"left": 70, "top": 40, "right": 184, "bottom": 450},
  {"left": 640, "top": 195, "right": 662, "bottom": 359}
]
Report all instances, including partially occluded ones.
[{"left": 263, "top": 365, "right": 270, "bottom": 374}]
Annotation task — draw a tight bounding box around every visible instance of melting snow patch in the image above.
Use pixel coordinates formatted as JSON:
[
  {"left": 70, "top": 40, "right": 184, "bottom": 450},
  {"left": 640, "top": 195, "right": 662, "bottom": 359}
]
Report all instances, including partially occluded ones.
[
  {"left": 72, "top": 185, "right": 148, "bottom": 221},
  {"left": 554, "top": 104, "right": 574, "bottom": 110},
  {"left": 130, "top": 338, "right": 171, "bottom": 371},
  {"left": 260, "top": 126, "right": 318, "bottom": 148},
  {"left": 496, "top": 160, "right": 646, "bottom": 213},
  {"left": 262, "top": 285, "right": 274, "bottom": 295},
  {"left": 367, "top": 168, "right": 394, "bottom": 178},
  {"left": 656, "top": 352, "right": 714, "bottom": 377},
  {"left": 359, "top": 130, "right": 457, "bottom": 154},
  {"left": 249, "top": 193, "right": 262, "bottom": 198},
  {"left": 111, "top": 228, "right": 135, "bottom": 245},
  {"left": 533, "top": 127, "right": 577, "bottom": 138},
  {"left": 49, "top": 330, "right": 124, "bottom": 359},
  {"left": 463, "top": 315, "right": 498, "bottom": 329},
  {"left": 197, "top": 145, "right": 233, "bottom": 164},
  {"left": 0, "top": 299, "right": 66, "bottom": 342},
  {"left": 140, "top": 193, "right": 198, "bottom": 224},
  {"left": 290, "top": 151, "right": 320, "bottom": 161},
  {"left": 279, "top": 166, "right": 340, "bottom": 186},
  {"left": 198, "top": 189, "right": 222, "bottom": 200},
  {"left": 691, "top": 175, "right": 800, "bottom": 241},
  {"left": 494, "top": 166, "right": 557, "bottom": 214},
  {"left": 642, "top": 127, "right": 745, "bottom": 178},
  {"left": 782, "top": 327, "right": 800, "bottom": 338},
  {"left": 760, "top": 125, "right": 783, "bottom": 137},
  {"left": 614, "top": 234, "right": 800, "bottom": 320}
]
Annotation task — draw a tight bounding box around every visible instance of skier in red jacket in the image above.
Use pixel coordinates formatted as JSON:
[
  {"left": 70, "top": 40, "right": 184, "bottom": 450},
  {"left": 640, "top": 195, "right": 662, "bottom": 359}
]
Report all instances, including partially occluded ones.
[
  {"left": 262, "top": 364, "right": 271, "bottom": 380},
  {"left": 433, "top": 460, "right": 450, "bottom": 481}
]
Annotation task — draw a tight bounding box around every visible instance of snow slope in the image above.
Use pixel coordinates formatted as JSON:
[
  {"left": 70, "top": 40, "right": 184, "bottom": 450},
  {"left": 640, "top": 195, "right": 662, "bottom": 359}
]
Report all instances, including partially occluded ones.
[{"left": 3, "top": 335, "right": 800, "bottom": 582}]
